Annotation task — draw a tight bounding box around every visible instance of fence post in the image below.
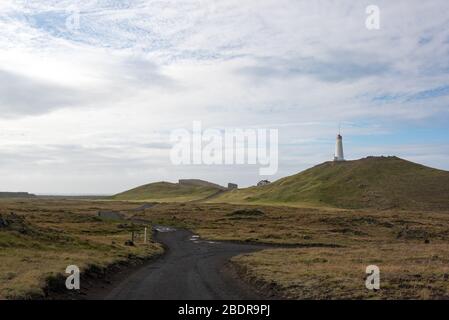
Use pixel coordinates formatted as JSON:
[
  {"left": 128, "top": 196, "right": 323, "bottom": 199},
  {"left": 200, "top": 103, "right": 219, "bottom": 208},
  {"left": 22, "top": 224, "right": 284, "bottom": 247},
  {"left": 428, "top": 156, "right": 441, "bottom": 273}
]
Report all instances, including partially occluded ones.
[{"left": 144, "top": 227, "right": 147, "bottom": 244}]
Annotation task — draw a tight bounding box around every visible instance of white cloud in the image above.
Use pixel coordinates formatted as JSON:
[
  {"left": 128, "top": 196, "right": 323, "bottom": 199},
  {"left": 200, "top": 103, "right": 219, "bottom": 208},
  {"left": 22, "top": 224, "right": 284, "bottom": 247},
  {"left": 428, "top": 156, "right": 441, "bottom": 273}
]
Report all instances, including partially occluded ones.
[{"left": 0, "top": 0, "right": 448, "bottom": 193}]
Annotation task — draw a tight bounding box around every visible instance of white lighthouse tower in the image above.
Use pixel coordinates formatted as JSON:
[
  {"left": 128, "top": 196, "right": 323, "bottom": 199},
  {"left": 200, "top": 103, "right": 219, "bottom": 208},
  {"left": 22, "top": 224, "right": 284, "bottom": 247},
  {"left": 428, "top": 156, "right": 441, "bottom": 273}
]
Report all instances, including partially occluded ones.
[{"left": 334, "top": 133, "right": 345, "bottom": 162}]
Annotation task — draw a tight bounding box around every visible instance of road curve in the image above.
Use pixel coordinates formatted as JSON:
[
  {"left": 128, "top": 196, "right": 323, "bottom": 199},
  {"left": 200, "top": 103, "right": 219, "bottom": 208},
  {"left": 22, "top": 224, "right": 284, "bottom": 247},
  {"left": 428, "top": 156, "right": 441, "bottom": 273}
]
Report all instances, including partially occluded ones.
[{"left": 100, "top": 227, "right": 268, "bottom": 300}]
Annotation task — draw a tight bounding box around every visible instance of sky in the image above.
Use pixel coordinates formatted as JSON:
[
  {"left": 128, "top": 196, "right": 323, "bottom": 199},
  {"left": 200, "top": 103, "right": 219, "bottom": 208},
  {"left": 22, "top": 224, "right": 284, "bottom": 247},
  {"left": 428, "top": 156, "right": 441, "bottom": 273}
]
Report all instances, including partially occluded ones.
[{"left": 0, "top": 0, "right": 449, "bottom": 194}]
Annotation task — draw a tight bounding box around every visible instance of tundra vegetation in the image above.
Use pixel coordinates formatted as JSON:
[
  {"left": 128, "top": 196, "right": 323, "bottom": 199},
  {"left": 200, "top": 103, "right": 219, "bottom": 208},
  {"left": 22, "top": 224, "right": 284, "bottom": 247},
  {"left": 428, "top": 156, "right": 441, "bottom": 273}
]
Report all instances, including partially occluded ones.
[
  {"left": 2, "top": 157, "right": 449, "bottom": 299},
  {"left": 132, "top": 202, "right": 449, "bottom": 299},
  {"left": 0, "top": 199, "right": 162, "bottom": 299},
  {"left": 1, "top": 200, "right": 449, "bottom": 299}
]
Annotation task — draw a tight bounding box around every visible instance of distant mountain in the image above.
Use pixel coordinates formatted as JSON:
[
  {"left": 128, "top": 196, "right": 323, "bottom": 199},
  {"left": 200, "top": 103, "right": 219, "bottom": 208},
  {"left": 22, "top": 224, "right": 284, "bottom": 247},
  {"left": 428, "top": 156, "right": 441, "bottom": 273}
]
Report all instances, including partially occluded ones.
[
  {"left": 0, "top": 192, "right": 36, "bottom": 199},
  {"left": 212, "top": 157, "right": 449, "bottom": 210},
  {"left": 113, "top": 179, "right": 225, "bottom": 202}
]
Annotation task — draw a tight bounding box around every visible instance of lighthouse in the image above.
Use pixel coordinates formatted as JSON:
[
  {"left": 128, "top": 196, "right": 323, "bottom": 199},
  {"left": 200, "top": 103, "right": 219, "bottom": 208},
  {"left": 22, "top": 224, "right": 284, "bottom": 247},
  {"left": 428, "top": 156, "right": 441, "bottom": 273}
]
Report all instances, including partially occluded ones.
[{"left": 334, "top": 134, "right": 345, "bottom": 161}]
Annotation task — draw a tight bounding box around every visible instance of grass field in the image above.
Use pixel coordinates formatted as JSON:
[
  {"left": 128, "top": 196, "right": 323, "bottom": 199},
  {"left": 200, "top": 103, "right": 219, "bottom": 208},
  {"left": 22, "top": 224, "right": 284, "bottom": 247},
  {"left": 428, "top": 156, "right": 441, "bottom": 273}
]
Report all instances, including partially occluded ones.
[
  {"left": 131, "top": 202, "right": 449, "bottom": 299},
  {"left": 232, "top": 244, "right": 449, "bottom": 299},
  {"left": 0, "top": 199, "right": 162, "bottom": 299},
  {"left": 1, "top": 199, "right": 449, "bottom": 299}
]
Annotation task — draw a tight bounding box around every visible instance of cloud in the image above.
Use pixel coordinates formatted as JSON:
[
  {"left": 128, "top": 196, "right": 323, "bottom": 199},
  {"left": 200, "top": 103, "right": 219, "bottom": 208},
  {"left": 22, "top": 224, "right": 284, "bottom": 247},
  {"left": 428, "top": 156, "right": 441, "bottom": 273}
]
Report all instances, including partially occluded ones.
[
  {"left": 0, "top": 0, "right": 449, "bottom": 192},
  {"left": 0, "top": 52, "right": 175, "bottom": 118},
  {"left": 114, "top": 56, "right": 174, "bottom": 88},
  {"left": 0, "top": 69, "right": 84, "bottom": 117}
]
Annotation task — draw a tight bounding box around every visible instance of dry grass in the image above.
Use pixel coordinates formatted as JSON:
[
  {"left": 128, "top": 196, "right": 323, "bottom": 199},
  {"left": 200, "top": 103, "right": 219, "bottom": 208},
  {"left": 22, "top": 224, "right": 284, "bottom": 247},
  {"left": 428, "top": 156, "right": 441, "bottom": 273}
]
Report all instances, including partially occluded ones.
[
  {"left": 132, "top": 202, "right": 449, "bottom": 244},
  {"left": 232, "top": 244, "right": 449, "bottom": 299},
  {"left": 2, "top": 199, "right": 449, "bottom": 299},
  {"left": 132, "top": 202, "right": 449, "bottom": 299},
  {"left": 0, "top": 199, "right": 163, "bottom": 299}
]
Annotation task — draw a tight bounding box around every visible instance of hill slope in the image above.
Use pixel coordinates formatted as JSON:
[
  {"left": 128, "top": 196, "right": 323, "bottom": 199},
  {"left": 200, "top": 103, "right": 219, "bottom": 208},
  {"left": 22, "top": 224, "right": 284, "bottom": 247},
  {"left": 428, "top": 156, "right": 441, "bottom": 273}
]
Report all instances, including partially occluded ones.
[
  {"left": 114, "top": 180, "right": 225, "bottom": 202},
  {"left": 213, "top": 157, "right": 449, "bottom": 210}
]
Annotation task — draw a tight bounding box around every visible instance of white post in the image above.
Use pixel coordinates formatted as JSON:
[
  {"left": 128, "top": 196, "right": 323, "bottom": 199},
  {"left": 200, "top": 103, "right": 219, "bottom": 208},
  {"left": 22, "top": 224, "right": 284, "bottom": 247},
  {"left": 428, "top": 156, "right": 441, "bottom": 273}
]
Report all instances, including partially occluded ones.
[{"left": 144, "top": 227, "right": 147, "bottom": 244}]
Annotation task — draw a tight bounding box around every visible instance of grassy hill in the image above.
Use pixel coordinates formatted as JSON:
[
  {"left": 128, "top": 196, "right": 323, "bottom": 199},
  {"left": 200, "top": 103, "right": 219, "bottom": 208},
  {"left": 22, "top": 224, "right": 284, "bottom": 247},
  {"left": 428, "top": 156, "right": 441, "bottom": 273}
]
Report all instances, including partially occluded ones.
[
  {"left": 113, "top": 180, "right": 225, "bottom": 202},
  {"left": 212, "top": 157, "right": 449, "bottom": 210}
]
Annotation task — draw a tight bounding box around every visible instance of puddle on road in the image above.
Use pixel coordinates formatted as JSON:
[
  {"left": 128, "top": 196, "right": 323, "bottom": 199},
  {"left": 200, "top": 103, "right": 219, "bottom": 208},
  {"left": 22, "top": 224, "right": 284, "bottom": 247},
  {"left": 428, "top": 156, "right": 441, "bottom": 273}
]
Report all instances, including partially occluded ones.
[
  {"left": 190, "top": 235, "right": 200, "bottom": 243},
  {"left": 154, "top": 226, "right": 177, "bottom": 233},
  {"left": 189, "top": 235, "right": 217, "bottom": 244},
  {"left": 154, "top": 228, "right": 218, "bottom": 245}
]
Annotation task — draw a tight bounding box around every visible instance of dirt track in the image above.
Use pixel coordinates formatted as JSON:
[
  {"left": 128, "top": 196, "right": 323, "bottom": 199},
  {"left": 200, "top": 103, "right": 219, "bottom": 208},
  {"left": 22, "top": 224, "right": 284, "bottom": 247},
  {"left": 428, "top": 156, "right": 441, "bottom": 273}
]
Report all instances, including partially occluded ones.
[{"left": 94, "top": 227, "right": 268, "bottom": 300}]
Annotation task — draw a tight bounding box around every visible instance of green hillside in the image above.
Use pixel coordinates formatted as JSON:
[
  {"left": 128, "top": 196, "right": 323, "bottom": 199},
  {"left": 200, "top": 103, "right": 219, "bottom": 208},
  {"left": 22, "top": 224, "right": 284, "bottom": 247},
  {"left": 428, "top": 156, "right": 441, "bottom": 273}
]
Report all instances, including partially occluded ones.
[
  {"left": 212, "top": 157, "right": 449, "bottom": 210},
  {"left": 113, "top": 180, "right": 224, "bottom": 202}
]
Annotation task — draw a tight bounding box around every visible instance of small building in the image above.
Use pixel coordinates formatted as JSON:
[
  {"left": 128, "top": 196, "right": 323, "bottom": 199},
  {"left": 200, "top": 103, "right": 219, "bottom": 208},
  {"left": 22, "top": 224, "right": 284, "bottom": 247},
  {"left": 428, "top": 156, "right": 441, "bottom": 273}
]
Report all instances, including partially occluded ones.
[
  {"left": 257, "top": 180, "right": 271, "bottom": 187},
  {"left": 228, "top": 183, "right": 238, "bottom": 190}
]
